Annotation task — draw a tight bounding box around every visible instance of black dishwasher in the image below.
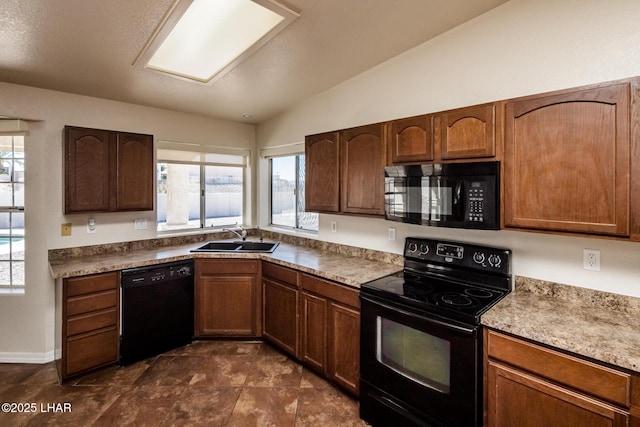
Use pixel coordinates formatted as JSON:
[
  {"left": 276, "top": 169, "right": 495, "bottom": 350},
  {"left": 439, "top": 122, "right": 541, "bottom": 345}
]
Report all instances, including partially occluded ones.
[{"left": 120, "top": 260, "right": 194, "bottom": 365}]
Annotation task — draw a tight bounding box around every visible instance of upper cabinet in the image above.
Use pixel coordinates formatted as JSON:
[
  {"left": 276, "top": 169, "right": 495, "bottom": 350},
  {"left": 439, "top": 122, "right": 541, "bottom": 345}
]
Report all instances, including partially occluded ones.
[
  {"left": 435, "top": 103, "right": 498, "bottom": 160},
  {"left": 305, "top": 124, "right": 386, "bottom": 217},
  {"left": 64, "top": 126, "right": 154, "bottom": 214},
  {"left": 340, "top": 123, "right": 386, "bottom": 216},
  {"left": 114, "top": 132, "right": 155, "bottom": 211},
  {"left": 503, "top": 82, "right": 631, "bottom": 237},
  {"left": 388, "top": 114, "right": 434, "bottom": 164},
  {"left": 387, "top": 102, "right": 501, "bottom": 165},
  {"left": 303, "top": 76, "right": 640, "bottom": 241},
  {"left": 305, "top": 132, "right": 340, "bottom": 213}
]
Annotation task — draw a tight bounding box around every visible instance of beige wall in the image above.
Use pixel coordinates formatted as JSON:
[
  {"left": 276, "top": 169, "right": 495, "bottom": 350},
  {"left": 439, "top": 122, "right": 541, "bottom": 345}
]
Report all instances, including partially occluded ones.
[
  {"left": 257, "top": 0, "right": 640, "bottom": 296},
  {"left": 0, "top": 82, "right": 255, "bottom": 361}
]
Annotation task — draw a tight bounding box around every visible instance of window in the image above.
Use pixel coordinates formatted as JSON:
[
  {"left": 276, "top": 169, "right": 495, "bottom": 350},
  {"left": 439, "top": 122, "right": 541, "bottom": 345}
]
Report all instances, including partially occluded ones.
[
  {"left": 270, "top": 154, "right": 318, "bottom": 231},
  {"left": 0, "top": 135, "right": 25, "bottom": 293},
  {"left": 157, "top": 147, "right": 246, "bottom": 232}
]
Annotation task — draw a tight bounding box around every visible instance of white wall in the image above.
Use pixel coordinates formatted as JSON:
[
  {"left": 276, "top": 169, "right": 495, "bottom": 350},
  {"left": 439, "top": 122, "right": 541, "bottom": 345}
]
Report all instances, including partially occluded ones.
[
  {"left": 257, "top": 0, "right": 640, "bottom": 297},
  {"left": 0, "top": 82, "right": 255, "bottom": 361}
]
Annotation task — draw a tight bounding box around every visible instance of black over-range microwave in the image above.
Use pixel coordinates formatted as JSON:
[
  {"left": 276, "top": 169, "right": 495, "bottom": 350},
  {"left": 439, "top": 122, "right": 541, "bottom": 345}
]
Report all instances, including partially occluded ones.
[{"left": 384, "top": 161, "right": 500, "bottom": 230}]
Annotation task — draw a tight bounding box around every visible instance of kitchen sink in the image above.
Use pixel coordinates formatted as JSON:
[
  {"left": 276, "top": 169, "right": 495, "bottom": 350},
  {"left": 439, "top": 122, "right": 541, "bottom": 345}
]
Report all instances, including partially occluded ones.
[{"left": 191, "top": 241, "right": 279, "bottom": 253}]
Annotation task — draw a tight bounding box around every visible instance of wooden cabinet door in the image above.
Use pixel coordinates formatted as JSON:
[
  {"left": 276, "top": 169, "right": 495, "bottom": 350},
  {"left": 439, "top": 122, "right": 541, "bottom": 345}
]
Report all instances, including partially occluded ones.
[
  {"left": 305, "top": 131, "right": 340, "bottom": 213},
  {"left": 196, "top": 275, "right": 257, "bottom": 336},
  {"left": 436, "top": 103, "right": 497, "bottom": 159},
  {"left": 327, "top": 301, "right": 360, "bottom": 396},
  {"left": 300, "top": 291, "right": 327, "bottom": 374},
  {"left": 504, "top": 83, "right": 630, "bottom": 236},
  {"left": 340, "top": 123, "right": 386, "bottom": 215},
  {"left": 116, "top": 132, "right": 154, "bottom": 211},
  {"left": 487, "top": 361, "right": 630, "bottom": 427},
  {"left": 64, "top": 126, "right": 112, "bottom": 213},
  {"left": 388, "top": 115, "right": 433, "bottom": 164},
  {"left": 263, "top": 277, "right": 299, "bottom": 357}
]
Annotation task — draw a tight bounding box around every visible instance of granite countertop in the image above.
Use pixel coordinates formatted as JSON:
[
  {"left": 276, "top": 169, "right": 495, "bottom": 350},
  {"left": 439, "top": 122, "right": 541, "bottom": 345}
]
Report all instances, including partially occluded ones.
[
  {"left": 49, "top": 239, "right": 403, "bottom": 288},
  {"left": 481, "top": 277, "right": 640, "bottom": 373}
]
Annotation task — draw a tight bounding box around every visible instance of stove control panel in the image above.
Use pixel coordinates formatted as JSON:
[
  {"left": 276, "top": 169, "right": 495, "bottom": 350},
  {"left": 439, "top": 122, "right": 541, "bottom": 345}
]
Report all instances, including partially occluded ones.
[
  {"left": 405, "top": 237, "right": 511, "bottom": 275},
  {"left": 436, "top": 243, "right": 463, "bottom": 259}
]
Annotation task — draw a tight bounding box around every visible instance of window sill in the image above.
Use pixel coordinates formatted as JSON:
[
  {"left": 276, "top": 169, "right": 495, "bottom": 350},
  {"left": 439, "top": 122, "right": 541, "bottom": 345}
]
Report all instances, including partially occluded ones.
[
  {"left": 263, "top": 225, "right": 318, "bottom": 238},
  {"left": 0, "top": 288, "right": 25, "bottom": 295}
]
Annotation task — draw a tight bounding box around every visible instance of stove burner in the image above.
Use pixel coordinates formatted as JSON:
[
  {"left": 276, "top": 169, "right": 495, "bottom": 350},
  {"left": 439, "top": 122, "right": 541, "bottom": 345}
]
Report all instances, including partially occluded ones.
[
  {"left": 464, "top": 288, "right": 494, "bottom": 298},
  {"left": 438, "top": 294, "right": 474, "bottom": 307}
]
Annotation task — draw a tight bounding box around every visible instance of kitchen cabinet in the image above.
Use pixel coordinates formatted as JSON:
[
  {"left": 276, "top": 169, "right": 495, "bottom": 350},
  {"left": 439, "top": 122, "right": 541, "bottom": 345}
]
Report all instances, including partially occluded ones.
[
  {"left": 305, "top": 131, "right": 340, "bottom": 213},
  {"left": 64, "top": 126, "right": 154, "bottom": 213},
  {"left": 503, "top": 82, "right": 631, "bottom": 236},
  {"left": 435, "top": 103, "right": 498, "bottom": 160},
  {"left": 195, "top": 259, "right": 260, "bottom": 337},
  {"left": 387, "top": 114, "right": 434, "bottom": 164},
  {"left": 386, "top": 103, "right": 500, "bottom": 166},
  {"left": 300, "top": 273, "right": 360, "bottom": 396},
  {"left": 485, "top": 329, "right": 639, "bottom": 427},
  {"left": 305, "top": 124, "right": 386, "bottom": 216},
  {"left": 340, "top": 123, "right": 386, "bottom": 216},
  {"left": 57, "top": 271, "right": 119, "bottom": 381},
  {"left": 262, "top": 262, "right": 299, "bottom": 357}
]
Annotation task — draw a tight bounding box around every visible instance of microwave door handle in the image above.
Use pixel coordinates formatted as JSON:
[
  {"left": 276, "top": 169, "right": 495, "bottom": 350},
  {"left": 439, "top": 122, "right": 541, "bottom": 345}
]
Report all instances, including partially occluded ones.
[{"left": 453, "top": 181, "right": 464, "bottom": 218}]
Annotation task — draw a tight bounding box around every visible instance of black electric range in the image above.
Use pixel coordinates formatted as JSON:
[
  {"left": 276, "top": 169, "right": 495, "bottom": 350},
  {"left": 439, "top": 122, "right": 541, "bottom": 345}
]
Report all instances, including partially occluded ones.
[{"left": 361, "top": 237, "right": 512, "bottom": 326}]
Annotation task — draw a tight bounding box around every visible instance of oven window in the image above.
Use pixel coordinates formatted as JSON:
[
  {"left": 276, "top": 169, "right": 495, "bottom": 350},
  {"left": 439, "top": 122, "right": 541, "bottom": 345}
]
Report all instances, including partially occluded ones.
[{"left": 376, "top": 317, "right": 451, "bottom": 394}]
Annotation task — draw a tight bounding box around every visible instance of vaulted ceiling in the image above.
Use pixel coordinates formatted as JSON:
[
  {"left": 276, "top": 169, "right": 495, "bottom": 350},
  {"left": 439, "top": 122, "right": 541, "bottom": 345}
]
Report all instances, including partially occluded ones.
[{"left": 0, "top": 0, "right": 508, "bottom": 124}]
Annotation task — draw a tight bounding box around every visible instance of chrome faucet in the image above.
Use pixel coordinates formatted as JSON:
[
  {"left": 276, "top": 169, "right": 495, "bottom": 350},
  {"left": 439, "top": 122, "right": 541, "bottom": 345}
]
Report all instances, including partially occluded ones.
[{"left": 223, "top": 226, "right": 247, "bottom": 241}]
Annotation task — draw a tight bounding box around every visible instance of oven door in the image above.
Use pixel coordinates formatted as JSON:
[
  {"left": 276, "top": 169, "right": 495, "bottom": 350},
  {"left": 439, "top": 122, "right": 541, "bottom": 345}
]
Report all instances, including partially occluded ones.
[{"left": 360, "top": 293, "right": 481, "bottom": 427}]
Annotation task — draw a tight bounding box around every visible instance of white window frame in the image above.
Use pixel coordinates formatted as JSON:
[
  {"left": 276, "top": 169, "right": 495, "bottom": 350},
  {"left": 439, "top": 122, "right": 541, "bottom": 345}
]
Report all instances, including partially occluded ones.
[
  {"left": 0, "top": 129, "right": 25, "bottom": 295},
  {"left": 266, "top": 151, "right": 318, "bottom": 232},
  {"left": 156, "top": 141, "right": 250, "bottom": 234}
]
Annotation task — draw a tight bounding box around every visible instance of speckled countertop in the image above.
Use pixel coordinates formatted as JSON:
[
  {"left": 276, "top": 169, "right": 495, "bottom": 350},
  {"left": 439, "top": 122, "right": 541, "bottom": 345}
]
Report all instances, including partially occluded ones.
[
  {"left": 481, "top": 276, "right": 640, "bottom": 373},
  {"left": 50, "top": 232, "right": 640, "bottom": 374},
  {"left": 49, "top": 232, "right": 403, "bottom": 288}
]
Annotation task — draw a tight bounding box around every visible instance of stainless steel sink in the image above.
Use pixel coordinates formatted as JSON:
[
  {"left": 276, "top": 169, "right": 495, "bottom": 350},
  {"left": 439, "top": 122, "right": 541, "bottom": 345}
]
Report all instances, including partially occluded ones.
[{"left": 191, "top": 241, "right": 279, "bottom": 253}]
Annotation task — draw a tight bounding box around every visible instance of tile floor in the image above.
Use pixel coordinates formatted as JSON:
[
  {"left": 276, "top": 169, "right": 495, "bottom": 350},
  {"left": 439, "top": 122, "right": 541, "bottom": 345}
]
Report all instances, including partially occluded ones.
[{"left": 0, "top": 340, "right": 368, "bottom": 426}]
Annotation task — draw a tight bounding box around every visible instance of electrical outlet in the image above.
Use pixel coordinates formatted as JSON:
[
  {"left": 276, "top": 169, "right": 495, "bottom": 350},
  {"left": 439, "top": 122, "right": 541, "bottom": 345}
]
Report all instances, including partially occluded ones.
[
  {"left": 583, "top": 249, "right": 600, "bottom": 271},
  {"left": 134, "top": 219, "right": 147, "bottom": 230},
  {"left": 87, "top": 218, "right": 96, "bottom": 234},
  {"left": 388, "top": 227, "right": 396, "bottom": 241},
  {"left": 330, "top": 221, "right": 337, "bottom": 232},
  {"left": 61, "top": 223, "right": 72, "bottom": 236}
]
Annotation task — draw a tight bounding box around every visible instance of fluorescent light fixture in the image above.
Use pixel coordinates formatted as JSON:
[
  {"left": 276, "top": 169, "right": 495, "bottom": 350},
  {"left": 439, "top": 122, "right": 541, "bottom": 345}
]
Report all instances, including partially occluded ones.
[{"left": 135, "top": 0, "right": 299, "bottom": 84}]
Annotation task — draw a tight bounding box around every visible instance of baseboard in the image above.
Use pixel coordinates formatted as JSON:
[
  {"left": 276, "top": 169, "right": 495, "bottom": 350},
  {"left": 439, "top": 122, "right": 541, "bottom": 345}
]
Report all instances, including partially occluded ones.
[{"left": 0, "top": 350, "right": 55, "bottom": 364}]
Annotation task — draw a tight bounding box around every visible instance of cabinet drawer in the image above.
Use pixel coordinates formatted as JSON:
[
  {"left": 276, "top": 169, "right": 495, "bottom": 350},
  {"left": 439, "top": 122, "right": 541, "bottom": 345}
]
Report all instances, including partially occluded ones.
[
  {"left": 65, "top": 272, "right": 118, "bottom": 297},
  {"left": 197, "top": 259, "right": 258, "bottom": 275},
  {"left": 67, "top": 289, "right": 117, "bottom": 316},
  {"left": 487, "top": 330, "right": 630, "bottom": 406},
  {"left": 66, "top": 327, "right": 119, "bottom": 375},
  {"left": 67, "top": 308, "right": 118, "bottom": 336},
  {"left": 301, "top": 274, "right": 359, "bottom": 309},
  {"left": 263, "top": 262, "right": 298, "bottom": 287}
]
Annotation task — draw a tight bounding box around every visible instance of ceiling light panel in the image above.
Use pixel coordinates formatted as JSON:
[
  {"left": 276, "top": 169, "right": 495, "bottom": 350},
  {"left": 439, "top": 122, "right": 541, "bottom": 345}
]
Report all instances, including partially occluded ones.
[{"left": 137, "top": 0, "right": 299, "bottom": 84}]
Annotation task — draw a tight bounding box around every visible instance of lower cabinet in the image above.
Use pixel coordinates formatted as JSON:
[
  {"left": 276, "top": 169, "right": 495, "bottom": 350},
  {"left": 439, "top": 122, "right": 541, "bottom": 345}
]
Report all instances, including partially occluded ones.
[
  {"left": 485, "top": 329, "right": 638, "bottom": 427},
  {"left": 300, "top": 273, "right": 360, "bottom": 396},
  {"left": 260, "top": 264, "right": 361, "bottom": 396},
  {"left": 57, "top": 271, "right": 120, "bottom": 381},
  {"left": 195, "top": 259, "right": 260, "bottom": 337},
  {"left": 262, "top": 262, "right": 300, "bottom": 357}
]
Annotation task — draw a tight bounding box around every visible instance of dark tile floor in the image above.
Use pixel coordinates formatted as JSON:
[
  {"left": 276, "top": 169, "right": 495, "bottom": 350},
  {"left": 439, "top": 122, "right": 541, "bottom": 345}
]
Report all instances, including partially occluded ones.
[{"left": 0, "top": 341, "right": 367, "bottom": 426}]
